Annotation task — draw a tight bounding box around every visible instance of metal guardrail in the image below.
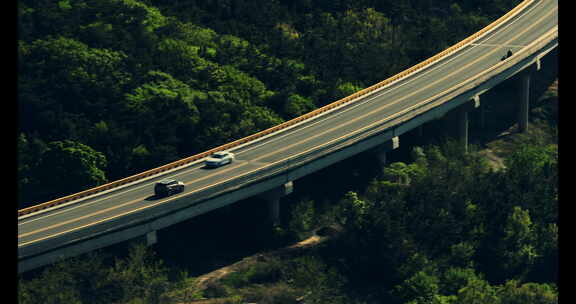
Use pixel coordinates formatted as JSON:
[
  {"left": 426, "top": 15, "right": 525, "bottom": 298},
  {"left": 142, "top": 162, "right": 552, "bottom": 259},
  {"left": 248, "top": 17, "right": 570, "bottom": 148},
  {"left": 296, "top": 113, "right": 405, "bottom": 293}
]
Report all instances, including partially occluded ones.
[
  {"left": 182, "top": 24, "right": 559, "bottom": 225},
  {"left": 18, "top": 0, "right": 535, "bottom": 217},
  {"left": 18, "top": 15, "right": 558, "bottom": 263}
]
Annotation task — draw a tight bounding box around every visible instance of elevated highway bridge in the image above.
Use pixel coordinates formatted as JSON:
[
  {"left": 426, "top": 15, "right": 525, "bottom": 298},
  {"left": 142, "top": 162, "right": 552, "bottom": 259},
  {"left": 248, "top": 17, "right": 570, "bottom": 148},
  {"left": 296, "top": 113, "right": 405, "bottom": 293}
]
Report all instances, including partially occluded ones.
[{"left": 18, "top": 0, "right": 558, "bottom": 273}]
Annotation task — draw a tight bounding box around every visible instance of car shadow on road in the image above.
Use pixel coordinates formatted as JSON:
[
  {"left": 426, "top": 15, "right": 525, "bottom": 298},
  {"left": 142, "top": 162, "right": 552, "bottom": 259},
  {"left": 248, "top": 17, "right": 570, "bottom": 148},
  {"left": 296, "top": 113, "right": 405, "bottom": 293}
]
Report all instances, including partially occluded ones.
[
  {"left": 200, "top": 165, "right": 217, "bottom": 170},
  {"left": 145, "top": 195, "right": 162, "bottom": 201}
]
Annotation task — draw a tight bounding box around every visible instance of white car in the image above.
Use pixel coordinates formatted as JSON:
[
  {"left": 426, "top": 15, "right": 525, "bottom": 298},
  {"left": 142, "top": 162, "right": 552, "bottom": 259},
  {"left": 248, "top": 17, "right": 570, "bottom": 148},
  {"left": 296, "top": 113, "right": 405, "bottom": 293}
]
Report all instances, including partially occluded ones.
[{"left": 205, "top": 151, "right": 235, "bottom": 168}]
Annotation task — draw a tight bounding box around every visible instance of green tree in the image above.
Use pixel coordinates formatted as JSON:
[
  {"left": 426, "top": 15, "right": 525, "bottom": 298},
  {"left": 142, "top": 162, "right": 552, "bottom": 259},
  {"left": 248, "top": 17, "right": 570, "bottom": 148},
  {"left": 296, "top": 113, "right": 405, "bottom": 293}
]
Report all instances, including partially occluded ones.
[
  {"left": 283, "top": 93, "right": 315, "bottom": 118},
  {"left": 18, "top": 133, "right": 48, "bottom": 206},
  {"left": 531, "top": 223, "right": 558, "bottom": 282},
  {"left": 502, "top": 145, "right": 558, "bottom": 223},
  {"left": 441, "top": 267, "right": 483, "bottom": 296},
  {"left": 123, "top": 70, "right": 201, "bottom": 164},
  {"left": 498, "top": 280, "right": 558, "bottom": 304},
  {"left": 18, "top": 253, "right": 111, "bottom": 304},
  {"left": 193, "top": 90, "right": 282, "bottom": 149},
  {"left": 340, "top": 191, "right": 373, "bottom": 230},
  {"left": 288, "top": 199, "right": 316, "bottom": 240},
  {"left": 78, "top": 0, "right": 167, "bottom": 51},
  {"left": 108, "top": 243, "right": 170, "bottom": 303},
  {"left": 499, "top": 206, "right": 539, "bottom": 280},
  {"left": 18, "top": 37, "right": 131, "bottom": 141},
  {"left": 445, "top": 242, "right": 477, "bottom": 269},
  {"left": 454, "top": 278, "right": 500, "bottom": 304},
  {"left": 18, "top": 244, "right": 172, "bottom": 304},
  {"left": 476, "top": 144, "right": 557, "bottom": 283},
  {"left": 333, "top": 81, "right": 363, "bottom": 100},
  {"left": 281, "top": 255, "right": 349, "bottom": 303},
  {"left": 33, "top": 140, "right": 107, "bottom": 201},
  {"left": 382, "top": 161, "right": 425, "bottom": 186},
  {"left": 396, "top": 271, "right": 441, "bottom": 304}
]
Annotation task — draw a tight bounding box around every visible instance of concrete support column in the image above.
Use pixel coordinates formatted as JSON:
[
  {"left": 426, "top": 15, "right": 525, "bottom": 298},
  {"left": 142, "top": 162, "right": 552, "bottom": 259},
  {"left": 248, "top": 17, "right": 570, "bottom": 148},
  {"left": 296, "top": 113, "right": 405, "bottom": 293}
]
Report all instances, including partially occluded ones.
[
  {"left": 417, "top": 125, "right": 424, "bottom": 137},
  {"left": 452, "top": 95, "right": 480, "bottom": 153},
  {"left": 519, "top": 72, "right": 531, "bottom": 133},
  {"left": 376, "top": 136, "right": 400, "bottom": 167},
  {"left": 146, "top": 230, "right": 157, "bottom": 246},
  {"left": 470, "top": 95, "right": 483, "bottom": 129},
  {"left": 377, "top": 149, "right": 387, "bottom": 166},
  {"left": 268, "top": 197, "right": 280, "bottom": 225},
  {"left": 259, "top": 181, "right": 294, "bottom": 225},
  {"left": 479, "top": 104, "right": 486, "bottom": 129},
  {"left": 457, "top": 107, "right": 469, "bottom": 153}
]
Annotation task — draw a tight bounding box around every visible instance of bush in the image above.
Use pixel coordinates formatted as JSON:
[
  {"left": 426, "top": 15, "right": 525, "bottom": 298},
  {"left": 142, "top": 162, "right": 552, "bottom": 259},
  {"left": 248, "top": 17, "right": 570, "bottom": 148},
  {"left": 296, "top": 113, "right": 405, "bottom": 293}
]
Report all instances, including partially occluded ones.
[
  {"left": 237, "top": 283, "right": 300, "bottom": 304},
  {"left": 222, "top": 257, "right": 283, "bottom": 288},
  {"left": 288, "top": 199, "right": 317, "bottom": 241}
]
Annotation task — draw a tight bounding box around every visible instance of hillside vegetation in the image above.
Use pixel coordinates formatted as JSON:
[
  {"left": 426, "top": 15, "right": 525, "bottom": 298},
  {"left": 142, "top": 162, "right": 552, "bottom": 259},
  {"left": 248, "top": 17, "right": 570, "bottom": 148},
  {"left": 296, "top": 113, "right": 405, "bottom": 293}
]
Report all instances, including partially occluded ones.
[
  {"left": 19, "top": 129, "right": 558, "bottom": 303},
  {"left": 18, "top": 0, "right": 558, "bottom": 303},
  {"left": 18, "top": 0, "right": 520, "bottom": 206}
]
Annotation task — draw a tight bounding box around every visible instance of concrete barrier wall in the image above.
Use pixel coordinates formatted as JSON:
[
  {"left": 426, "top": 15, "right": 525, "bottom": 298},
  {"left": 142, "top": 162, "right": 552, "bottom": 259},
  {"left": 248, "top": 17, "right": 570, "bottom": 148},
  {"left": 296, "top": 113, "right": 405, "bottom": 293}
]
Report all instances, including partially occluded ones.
[
  {"left": 18, "top": 0, "right": 536, "bottom": 217},
  {"left": 19, "top": 32, "right": 557, "bottom": 273},
  {"left": 18, "top": 1, "right": 557, "bottom": 273}
]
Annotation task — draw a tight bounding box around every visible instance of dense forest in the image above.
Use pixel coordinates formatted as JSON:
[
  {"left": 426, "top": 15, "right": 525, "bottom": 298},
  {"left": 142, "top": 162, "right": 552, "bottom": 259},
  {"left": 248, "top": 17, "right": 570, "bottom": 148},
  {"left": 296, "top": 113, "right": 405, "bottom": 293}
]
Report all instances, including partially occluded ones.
[
  {"left": 18, "top": 137, "right": 559, "bottom": 303},
  {"left": 18, "top": 0, "right": 558, "bottom": 303},
  {"left": 18, "top": 0, "right": 521, "bottom": 207}
]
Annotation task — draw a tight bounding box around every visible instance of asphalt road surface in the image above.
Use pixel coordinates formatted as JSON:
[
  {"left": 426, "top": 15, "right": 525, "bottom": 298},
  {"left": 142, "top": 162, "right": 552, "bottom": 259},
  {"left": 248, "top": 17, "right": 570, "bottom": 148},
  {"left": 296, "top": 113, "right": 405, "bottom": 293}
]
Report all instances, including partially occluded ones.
[{"left": 18, "top": 0, "right": 557, "bottom": 252}]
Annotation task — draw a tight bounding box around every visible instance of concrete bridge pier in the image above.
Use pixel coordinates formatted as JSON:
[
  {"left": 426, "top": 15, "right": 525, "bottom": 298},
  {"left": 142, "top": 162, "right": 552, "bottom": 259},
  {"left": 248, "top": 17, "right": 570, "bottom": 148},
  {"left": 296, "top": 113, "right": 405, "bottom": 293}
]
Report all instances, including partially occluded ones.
[
  {"left": 146, "top": 230, "right": 157, "bottom": 246},
  {"left": 259, "top": 181, "right": 294, "bottom": 225},
  {"left": 518, "top": 60, "right": 540, "bottom": 133},
  {"left": 518, "top": 71, "right": 531, "bottom": 133},
  {"left": 454, "top": 95, "right": 480, "bottom": 153},
  {"left": 479, "top": 103, "right": 486, "bottom": 129},
  {"left": 375, "top": 136, "right": 400, "bottom": 166},
  {"left": 457, "top": 107, "right": 469, "bottom": 153}
]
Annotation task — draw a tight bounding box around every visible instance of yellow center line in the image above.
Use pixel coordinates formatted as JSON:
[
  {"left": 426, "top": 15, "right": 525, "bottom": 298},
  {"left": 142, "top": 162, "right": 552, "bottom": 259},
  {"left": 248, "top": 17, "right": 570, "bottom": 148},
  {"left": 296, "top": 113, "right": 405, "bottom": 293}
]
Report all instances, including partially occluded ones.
[
  {"left": 18, "top": 162, "right": 249, "bottom": 240},
  {"left": 19, "top": 3, "right": 555, "bottom": 245},
  {"left": 251, "top": 2, "right": 556, "bottom": 162},
  {"left": 471, "top": 43, "right": 527, "bottom": 48},
  {"left": 279, "top": 28, "right": 557, "bottom": 165},
  {"left": 19, "top": 161, "right": 271, "bottom": 247}
]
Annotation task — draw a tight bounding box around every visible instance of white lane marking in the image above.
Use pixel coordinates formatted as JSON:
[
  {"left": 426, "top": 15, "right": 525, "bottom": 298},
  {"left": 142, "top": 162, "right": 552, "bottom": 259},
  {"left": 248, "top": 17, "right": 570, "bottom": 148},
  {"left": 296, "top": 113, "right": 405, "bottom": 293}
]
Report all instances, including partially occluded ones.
[
  {"left": 19, "top": 162, "right": 254, "bottom": 245},
  {"left": 18, "top": 161, "right": 252, "bottom": 240},
  {"left": 470, "top": 43, "right": 527, "bottom": 48},
  {"left": 237, "top": 0, "right": 543, "bottom": 155},
  {"left": 19, "top": 162, "right": 216, "bottom": 226},
  {"left": 19, "top": 12, "right": 555, "bottom": 244},
  {"left": 18, "top": 0, "right": 545, "bottom": 227},
  {"left": 19, "top": 1, "right": 550, "bottom": 230}
]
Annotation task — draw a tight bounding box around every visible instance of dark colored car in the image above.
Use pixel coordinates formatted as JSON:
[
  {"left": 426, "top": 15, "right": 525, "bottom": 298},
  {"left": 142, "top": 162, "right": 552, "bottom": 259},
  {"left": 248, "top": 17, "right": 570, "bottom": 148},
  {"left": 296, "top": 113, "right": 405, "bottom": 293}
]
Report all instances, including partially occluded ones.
[{"left": 154, "top": 179, "right": 185, "bottom": 197}]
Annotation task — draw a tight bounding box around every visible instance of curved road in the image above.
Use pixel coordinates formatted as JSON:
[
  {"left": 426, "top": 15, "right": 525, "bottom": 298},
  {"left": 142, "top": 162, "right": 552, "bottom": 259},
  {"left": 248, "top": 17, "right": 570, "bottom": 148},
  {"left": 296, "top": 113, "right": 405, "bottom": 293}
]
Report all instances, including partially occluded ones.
[{"left": 19, "top": 0, "right": 558, "bottom": 257}]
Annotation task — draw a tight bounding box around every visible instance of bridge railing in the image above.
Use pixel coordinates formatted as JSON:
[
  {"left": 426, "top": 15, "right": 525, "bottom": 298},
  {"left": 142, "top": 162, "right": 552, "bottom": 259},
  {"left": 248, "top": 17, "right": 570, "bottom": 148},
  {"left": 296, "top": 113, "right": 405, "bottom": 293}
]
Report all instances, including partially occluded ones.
[
  {"left": 19, "top": 24, "right": 557, "bottom": 261},
  {"left": 184, "top": 25, "right": 558, "bottom": 219},
  {"left": 18, "top": 0, "right": 535, "bottom": 217}
]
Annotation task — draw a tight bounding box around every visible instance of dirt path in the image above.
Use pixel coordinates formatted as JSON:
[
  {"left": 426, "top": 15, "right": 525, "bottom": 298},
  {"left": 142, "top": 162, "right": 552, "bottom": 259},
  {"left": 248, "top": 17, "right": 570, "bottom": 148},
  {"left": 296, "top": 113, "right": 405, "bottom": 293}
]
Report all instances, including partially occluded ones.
[
  {"left": 176, "top": 81, "right": 558, "bottom": 304},
  {"left": 193, "top": 233, "right": 329, "bottom": 292},
  {"left": 166, "top": 233, "right": 330, "bottom": 303}
]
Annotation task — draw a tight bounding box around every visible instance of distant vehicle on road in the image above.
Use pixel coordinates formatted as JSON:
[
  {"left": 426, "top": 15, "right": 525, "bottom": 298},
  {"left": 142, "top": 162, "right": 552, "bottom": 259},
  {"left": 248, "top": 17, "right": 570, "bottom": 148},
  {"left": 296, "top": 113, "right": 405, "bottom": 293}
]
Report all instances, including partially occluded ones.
[
  {"left": 205, "top": 151, "right": 235, "bottom": 168},
  {"left": 154, "top": 179, "right": 185, "bottom": 197}
]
